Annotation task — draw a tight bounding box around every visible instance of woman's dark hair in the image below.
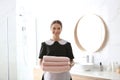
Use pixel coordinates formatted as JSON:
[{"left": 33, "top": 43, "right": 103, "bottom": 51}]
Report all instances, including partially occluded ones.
[{"left": 51, "top": 20, "right": 62, "bottom": 28}]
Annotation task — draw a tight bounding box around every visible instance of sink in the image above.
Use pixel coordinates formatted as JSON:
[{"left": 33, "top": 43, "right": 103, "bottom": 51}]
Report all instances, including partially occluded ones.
[{"left": 79, "top": 63, "right": 94, "bottom": 71}]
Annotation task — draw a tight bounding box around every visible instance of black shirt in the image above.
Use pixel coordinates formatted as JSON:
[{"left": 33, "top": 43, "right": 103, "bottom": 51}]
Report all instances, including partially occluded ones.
[{"left": 39, "top": 39, "right": 74, "bottom": 60}]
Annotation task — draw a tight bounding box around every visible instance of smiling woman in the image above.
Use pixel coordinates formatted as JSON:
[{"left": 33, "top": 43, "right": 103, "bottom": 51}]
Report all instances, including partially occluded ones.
[{"left": 74, "top": 14, "right": 108, "bottom": 53}]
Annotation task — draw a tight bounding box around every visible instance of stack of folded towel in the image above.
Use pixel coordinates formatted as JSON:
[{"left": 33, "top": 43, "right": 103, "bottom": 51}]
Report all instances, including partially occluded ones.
[{"left": 41, "top": 56, "right": 71, "bottom": 73}]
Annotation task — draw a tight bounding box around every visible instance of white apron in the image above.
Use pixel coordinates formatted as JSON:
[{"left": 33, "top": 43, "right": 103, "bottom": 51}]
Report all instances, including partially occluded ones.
[{"left": 44, "top": 71, "right": 71, "bottom": 80}]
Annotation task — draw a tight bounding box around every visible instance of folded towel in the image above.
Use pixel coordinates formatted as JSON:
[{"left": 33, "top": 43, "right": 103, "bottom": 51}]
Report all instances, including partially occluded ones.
[
  {"left": 41, "top": 56, "right": 71, "bottom": 73},
  {"left": 42, "top": 65, "right": 71, "bottom": 73},
  {"left": 42, "top": 61, "right": 70, "bottom": 66},
  {"left": 43, "top": 56, "right": 70, "bottom": 62}
]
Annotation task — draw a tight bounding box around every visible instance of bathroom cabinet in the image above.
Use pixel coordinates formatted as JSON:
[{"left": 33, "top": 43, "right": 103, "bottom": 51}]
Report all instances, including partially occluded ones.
[{"left": 72, "top": 74, "right": 110, "bottom": 80}]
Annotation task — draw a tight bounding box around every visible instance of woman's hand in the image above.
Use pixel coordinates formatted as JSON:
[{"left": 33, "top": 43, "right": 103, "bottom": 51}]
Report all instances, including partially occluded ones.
[
  {"left": 39, "top": 59, "right": 43, "bottom": 66},
  {"left": 70, "top": 60, "right": 75, "bottom": 68}
]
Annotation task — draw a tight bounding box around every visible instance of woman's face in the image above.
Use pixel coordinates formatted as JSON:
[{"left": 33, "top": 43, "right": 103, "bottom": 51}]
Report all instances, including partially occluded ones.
[{"left": 51, "top": 23, "right": 62, "bottom": 37}]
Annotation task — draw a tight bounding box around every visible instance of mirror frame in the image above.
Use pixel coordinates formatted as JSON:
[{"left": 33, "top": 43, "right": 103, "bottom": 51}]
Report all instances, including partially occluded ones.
[{"left": 74, "top": 14, "right": 108, "bottom": 52}]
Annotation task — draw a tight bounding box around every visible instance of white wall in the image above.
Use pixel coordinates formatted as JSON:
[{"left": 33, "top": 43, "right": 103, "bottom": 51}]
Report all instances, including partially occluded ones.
[
  {"left": 0, "top": 0, "right": 36, "bottom": 79},
  {"left": 1, "top": 0, "right": 37, "bottom": 79},
  {"left": 0, "top": 12, "right": 9, "bottom": 80},
  {"left": 35, "top": 0, "right": 120, "bottom": 69},
  {"left": 16, "top": 15, "right": 36, "bottom": 80},
  {"left": 16, "top": 0, "right": 37, "bottom": 80},
  {"left": 0, "top": 0, "right": 17, "bottom": 80}
]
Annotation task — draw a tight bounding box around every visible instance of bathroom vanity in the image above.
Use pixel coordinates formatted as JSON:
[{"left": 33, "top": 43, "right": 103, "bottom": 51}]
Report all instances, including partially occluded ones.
[
  {"left": 71, "top": 74, "right": 110, "bottom": 80},
  {"left": 70, "top": 64, "right": 120, "bottom": 80}
]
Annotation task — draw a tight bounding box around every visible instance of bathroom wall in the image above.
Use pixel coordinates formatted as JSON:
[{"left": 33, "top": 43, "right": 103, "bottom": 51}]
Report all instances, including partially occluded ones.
[
  {"left": 0, "top": 0, "right": 36, "bottom": 80},
  {"left": 0, "top": 0, "right": 17, "bottom": 80},
  {"left": 16, "top": 0, "right": 37, "bottom": 80},
  {"left": 36, "top": 0, "right": 120, "bottom": 68}
]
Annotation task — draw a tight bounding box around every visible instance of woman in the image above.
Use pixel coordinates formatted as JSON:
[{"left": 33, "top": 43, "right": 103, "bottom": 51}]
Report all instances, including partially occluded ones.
[{"left": 38, "top": 20, "right": 74, "bottom": 80}]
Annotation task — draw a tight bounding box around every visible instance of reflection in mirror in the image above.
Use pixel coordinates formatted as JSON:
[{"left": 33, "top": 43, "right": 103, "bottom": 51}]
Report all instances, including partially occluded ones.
[{"left": 74, "top": 14, "right": 107, "bottom": 52}]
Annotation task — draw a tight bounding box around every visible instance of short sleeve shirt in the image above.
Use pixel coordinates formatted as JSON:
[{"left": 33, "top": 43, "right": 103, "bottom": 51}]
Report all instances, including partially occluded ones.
[{"left": 39, "top": 39, "right": 74, "bottom": 60}]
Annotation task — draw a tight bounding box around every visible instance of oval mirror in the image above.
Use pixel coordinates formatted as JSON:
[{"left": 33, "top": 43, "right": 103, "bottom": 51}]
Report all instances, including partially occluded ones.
[{"left": 74, "top": 14, "right": 106, "bottom": 52}]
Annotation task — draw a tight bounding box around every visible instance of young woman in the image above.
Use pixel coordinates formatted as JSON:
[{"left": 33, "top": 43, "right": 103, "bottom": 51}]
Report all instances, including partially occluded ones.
[{"left": 38, "top": 20, "right": 74, "bottom": 80}]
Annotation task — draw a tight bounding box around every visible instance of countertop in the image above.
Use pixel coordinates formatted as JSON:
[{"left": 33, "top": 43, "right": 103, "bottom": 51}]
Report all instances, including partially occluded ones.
[{"left": 70, "top": 64, "right": 120, "bottom": 80}]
